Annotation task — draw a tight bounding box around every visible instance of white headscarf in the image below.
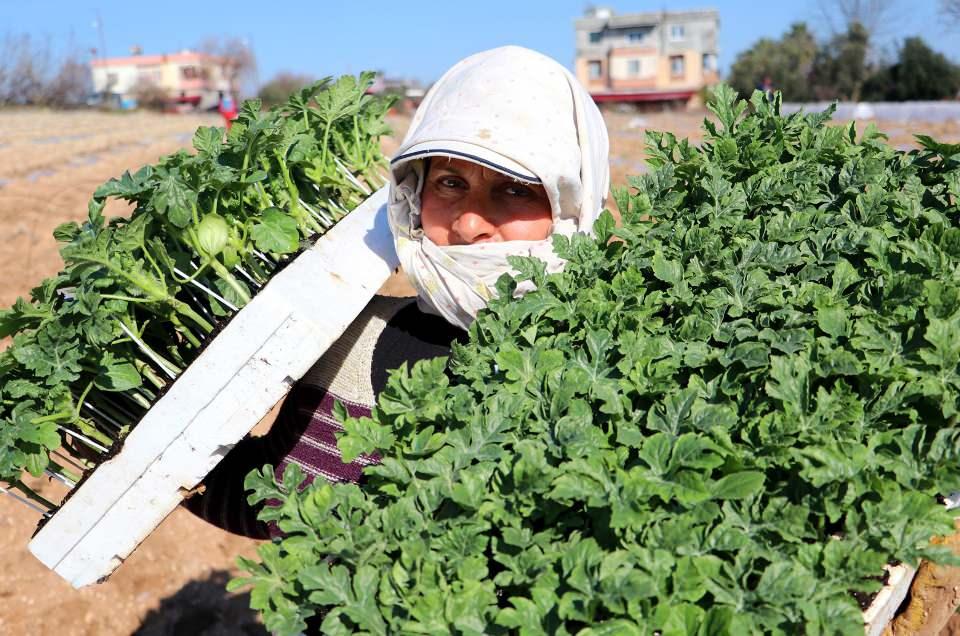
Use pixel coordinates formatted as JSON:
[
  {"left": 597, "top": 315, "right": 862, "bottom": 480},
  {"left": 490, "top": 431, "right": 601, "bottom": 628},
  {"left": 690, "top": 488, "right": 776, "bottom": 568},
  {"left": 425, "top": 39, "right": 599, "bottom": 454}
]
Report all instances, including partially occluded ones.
[{"left": 388, "top": 45, "right": 610, "bottom": 330}]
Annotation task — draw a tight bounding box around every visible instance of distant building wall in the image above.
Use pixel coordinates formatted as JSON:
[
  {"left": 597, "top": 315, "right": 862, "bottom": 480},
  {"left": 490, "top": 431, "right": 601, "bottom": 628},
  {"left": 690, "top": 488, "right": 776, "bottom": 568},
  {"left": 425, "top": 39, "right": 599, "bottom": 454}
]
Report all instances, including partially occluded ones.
[
  {"left": 90, "top": 51, "right": 231, "bottom": 109},
  {"left": 574, "top": 7, "right": 719, "bottom": 104}
]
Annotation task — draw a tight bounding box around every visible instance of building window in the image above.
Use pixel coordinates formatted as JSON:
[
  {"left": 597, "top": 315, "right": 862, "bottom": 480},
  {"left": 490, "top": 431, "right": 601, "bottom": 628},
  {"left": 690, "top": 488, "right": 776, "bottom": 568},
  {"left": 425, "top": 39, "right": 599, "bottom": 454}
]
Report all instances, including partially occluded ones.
[
  {"left": 702, "top": 53, "right": 717, "bottom": 73},
  {"left": 139, "top": 68, "right": 162, "bottom": 83},
  {"left": 588, "top": 60, "right": 603, "bottom": 80},
  {"left": 670, "top": 55, "right": 685, "bottom": 77},
  {"left": 669, "top": 24, "right": 685, "bottom": 41},
  {"left": 181, "top": 66, "right": 199, "bottom": 79},
  {"left": 627, "top": 31, "right": 645, "bottom": 43},
  {"left": 627, "top": 59, "right": 641, "bottom": 76},
  {"left": 589, "top": 31, "right": 603, "bottom": 44}
]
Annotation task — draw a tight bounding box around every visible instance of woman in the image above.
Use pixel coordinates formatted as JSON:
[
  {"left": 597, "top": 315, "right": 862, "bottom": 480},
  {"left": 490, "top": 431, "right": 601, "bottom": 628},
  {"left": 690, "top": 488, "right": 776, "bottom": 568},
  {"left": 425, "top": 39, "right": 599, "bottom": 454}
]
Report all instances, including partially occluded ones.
[{"left": 186, "top": 45, "right": 610, "bottom": 537}]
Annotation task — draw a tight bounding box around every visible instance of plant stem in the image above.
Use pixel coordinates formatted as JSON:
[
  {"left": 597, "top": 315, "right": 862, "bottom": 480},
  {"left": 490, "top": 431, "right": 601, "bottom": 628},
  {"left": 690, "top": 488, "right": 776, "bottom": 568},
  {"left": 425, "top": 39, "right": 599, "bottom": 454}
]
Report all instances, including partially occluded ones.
[
  {"left": 10, "top": 480, "right": 56, "bottom": 511},
  {"left": 135, "top": 359, "right": 167, "bottom": 390},
  {"left": 170, "top": 262, "right": 211, "bottom": 285},
  {"left": 181, "top": 285, "right": 215, "bottom": 321},
  {"left": 208, "top": 258, "right": 252, "bottom": 305},
  {"left": 233, "top": 265, "right": 263, "bottom": 289},
  {"left": 171, "top": 299, "right": 215, "bottom": 334},
  {"left": 335, "top": 157, "right": 371, "bottom": 196},
  {"left": 46, "top": 463, "right": 80, "bottom": 486},
  {"left": 31, "top": 410, "right": 76, "bottom": 425},
  {"left": 276, "top": 150, "right": 324, "bottom": 235},
  {"left": 321, "top": 119, "right": 333, "bottom": 169},
  {"left": 141, "top": 241, "right": 167, "bottom": 282},
  {"left": 76, "top": 416, "right": 116, "bottom": 446},
  {"left": 78, "top": 399, "right": 127, "bottom": 432},
  {"left": 117, "top": 319, "right": 181, "bottom": 379},
  {"left": 57, "top": 424, "right": 109, "bottom": 453},
  {"left": 174, "top": 268, "right": 239, "bottom": 311},
  {"left": 169, "top": 313, "right": 202, "bottom": 349},
  {"left": 74, "top": 380, "right": 95, "bottom": 421},
  {"left": 124, "top": 390, "right": 152, "bottom": 411}
]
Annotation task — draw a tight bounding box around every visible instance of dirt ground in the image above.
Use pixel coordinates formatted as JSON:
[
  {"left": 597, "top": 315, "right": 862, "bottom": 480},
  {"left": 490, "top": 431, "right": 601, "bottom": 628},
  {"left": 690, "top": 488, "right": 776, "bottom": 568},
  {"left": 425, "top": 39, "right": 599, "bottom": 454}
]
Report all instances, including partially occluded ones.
[
  {"left": 1, "top": 105, "right": 959, "bottom": 635},
  {"left": 601, "top": 106, "right": 960, "bottom": 192},
  {"left": 0, "top": 109, "right": 271, "bottom": 636}
]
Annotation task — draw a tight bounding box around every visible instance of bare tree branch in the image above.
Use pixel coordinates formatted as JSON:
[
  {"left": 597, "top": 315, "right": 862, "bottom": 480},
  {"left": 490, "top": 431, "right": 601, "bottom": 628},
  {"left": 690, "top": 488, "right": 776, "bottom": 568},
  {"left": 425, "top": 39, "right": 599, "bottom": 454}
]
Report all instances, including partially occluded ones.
[
  {"left": 197, "top": 36, "right": 257, "bottom": 100},
  {"left": 2, "top": 34, "right": 52, "bottom": 105},
  {"left": 45, "top": 56, "right": 91, "bottom": 107},
  {"left": 0, "top": 33, "right": 90, "bottom": 107},
  {"left": 942, "top": 0, "right": 960, "bottom": 26},
  {"left": 0, "top": 35, "right": 14, "bottom": 102},
  {"left": 817, "top": 0, "right": 899, "bottom": 38}
]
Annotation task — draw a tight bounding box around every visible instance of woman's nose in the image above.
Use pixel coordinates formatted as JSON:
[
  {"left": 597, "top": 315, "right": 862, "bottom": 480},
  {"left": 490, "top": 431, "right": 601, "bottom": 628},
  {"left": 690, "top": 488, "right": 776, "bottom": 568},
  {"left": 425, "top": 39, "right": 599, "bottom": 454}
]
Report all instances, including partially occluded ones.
[{"left": 452, "top": 205, "right": 497, "bottom": 244}]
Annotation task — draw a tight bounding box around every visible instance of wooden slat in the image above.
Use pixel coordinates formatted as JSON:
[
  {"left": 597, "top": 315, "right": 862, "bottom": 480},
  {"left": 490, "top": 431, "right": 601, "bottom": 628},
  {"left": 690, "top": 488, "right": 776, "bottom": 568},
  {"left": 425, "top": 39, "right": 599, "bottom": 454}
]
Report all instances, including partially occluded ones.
[
  {"left": 29, "top": 187, "right": 396, "bottom": 588},
  {"left": 864, "top": 563, "right": 916, "bottom": 636}
]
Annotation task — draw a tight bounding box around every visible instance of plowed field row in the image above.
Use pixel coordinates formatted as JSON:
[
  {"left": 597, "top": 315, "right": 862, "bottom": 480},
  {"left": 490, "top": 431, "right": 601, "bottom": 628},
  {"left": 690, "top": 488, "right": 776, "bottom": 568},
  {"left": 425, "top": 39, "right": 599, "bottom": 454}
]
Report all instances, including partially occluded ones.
[{"left": 0, "top": 106, "right": 957, "bottom": 636}]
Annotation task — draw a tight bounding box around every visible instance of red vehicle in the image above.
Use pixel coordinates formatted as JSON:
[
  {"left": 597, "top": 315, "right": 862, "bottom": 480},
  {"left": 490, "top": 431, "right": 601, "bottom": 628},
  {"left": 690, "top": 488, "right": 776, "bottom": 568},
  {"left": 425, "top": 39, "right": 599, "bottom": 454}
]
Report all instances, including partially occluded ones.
[{"left": 218, "top": 92, "right": 238, "bottom": 129}]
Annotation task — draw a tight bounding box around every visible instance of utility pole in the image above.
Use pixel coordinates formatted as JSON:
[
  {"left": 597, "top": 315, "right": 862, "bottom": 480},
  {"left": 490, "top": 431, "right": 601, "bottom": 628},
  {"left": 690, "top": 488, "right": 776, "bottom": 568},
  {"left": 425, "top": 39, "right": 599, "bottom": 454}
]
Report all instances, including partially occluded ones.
[
  {"left": 91, "top": 10, "right": 109, "bottom": 98},
  {"left": 247, "top": 33, "right": 260, "bottom": 98},
  {"left": 94, "top": 10, "right": 107, "bottom": 62}
]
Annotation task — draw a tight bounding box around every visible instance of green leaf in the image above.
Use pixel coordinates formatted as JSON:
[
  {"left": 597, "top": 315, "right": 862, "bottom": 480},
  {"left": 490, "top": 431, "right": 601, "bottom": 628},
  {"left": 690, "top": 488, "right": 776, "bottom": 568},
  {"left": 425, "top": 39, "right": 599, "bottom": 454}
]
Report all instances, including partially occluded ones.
[
  {"left": 192, "top": 126, "right": 224, "bottom": 156},
  {"left": 815, "top": 300, "right": 848, "bottom": 339},
  {"left": 94, "top": 359, "right": 143, "bottom": 392},
  {"left": 711, "top": 471, "right": 764, "bottom": 499},
  {"left": 53, "top": 221, "right": 81, "bottom": 243},
  {"left": 765, "top": 354, "right": 811, "bottom": 415},
  {"left": 19, "top": 421, "right": 62, "bottom": 450},
  {"left": 251, "top": 208, "right": 300, "bottom": 254},
  {"left": 151, "top": 169, "right": 196, "bottom": 228},
  {"left": 652, "top": 252, "right": 684, "bottom": 285}
]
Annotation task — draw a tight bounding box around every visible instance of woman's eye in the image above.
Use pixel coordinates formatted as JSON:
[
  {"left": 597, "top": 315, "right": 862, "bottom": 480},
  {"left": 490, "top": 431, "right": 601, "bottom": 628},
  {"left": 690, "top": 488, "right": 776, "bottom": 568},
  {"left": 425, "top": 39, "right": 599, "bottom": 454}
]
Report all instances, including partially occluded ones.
[
  {"left": 438, "top": 177, "right": 464, "bottom": 189},
  {"left": 504, "top": 185, "right": 533, "bottom": 198}
]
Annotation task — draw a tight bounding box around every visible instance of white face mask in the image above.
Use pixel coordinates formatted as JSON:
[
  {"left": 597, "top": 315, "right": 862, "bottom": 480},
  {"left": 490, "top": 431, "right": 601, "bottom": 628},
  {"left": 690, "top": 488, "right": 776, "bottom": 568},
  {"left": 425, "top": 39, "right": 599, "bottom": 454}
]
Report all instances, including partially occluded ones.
[
  {"left": 391, "top": 171, "right": 565, "bottom": 330},
  {"left": 387, "top": 45, "right": 610, "bottom": 330},
  {"left": 411, "top": 234, "right": 561, "bottom": 331}
]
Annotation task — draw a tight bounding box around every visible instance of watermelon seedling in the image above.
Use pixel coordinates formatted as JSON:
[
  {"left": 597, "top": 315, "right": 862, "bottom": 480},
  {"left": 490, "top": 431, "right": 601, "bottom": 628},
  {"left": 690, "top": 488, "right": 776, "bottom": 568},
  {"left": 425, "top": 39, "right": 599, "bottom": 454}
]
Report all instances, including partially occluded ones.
[{"left": 0, "top": 73, "right": 396, "bottom": 514}]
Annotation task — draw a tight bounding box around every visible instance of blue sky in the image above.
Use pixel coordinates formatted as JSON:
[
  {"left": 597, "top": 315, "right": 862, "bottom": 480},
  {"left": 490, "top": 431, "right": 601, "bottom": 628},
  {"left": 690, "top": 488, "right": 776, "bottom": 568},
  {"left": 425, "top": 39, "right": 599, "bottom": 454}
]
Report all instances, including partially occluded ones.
[{"left": 2, "top": 0, "right": 957, "bottom": 90}]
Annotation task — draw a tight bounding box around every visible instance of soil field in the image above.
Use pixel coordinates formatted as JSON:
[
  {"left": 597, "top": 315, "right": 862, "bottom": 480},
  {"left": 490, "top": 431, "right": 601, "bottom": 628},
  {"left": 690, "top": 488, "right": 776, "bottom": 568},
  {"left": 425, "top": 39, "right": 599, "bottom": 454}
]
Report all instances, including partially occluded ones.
[
  {"left": 601, "top": 108, "right": 960, "bottom": 193},
  {"left": 1, "top": 106, "right": 959, "bottom": 635}
]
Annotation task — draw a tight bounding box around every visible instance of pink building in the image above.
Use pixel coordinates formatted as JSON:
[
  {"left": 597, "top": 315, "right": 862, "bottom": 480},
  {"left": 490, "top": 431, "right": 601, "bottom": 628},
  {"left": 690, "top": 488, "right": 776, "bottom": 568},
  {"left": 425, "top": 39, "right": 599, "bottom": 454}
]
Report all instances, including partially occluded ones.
[
  {"left": 575, "top": 7, "right": 720, "bottom": 106},
  {"left": 90, "top": 50, "right": 231, "bottom": 110}
]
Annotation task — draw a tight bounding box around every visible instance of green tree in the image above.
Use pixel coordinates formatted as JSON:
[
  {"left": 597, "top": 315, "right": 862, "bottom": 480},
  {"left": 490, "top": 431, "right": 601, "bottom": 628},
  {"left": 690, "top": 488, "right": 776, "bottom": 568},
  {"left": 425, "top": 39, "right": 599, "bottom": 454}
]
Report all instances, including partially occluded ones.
[
  {"left": 862, "top": 37, "right": 960, "bottom": 100},
  {"left": 810, "top": 22, "right": 871, "bottom": 100},
  {"left": 257, "top": 72, "right": 314, "bottom": 108},
  {"left": 728, "top": 23, "right": 818, "bottom": 101}
]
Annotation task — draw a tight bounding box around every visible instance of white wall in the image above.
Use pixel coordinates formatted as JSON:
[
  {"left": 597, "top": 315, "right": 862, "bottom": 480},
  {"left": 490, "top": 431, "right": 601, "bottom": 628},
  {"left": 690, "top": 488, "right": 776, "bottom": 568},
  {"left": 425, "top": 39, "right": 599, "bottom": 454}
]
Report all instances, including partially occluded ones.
[{"left": 91, "top": 65, "right": 140, "bottom": 95}]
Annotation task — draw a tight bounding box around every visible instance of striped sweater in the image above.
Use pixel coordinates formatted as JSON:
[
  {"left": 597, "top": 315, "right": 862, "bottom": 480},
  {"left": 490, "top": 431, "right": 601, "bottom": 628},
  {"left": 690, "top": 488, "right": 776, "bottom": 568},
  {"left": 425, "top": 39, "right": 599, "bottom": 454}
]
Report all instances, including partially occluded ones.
[{"left": 184, "top": 295, "right": 465, "bottom": 538}]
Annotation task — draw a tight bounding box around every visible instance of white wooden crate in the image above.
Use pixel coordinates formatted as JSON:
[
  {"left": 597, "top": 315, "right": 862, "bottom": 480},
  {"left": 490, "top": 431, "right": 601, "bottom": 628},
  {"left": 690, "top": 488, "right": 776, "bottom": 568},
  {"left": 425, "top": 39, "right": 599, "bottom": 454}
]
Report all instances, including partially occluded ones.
[
  {"left": 863, "top": 563, "right": 916, "bottom": 636},
  {"left": 29, "top": 187, "right": 396, "bottom": 588},
  {"left": 862, "top": 497, "right": 960, "bottom": 633}
]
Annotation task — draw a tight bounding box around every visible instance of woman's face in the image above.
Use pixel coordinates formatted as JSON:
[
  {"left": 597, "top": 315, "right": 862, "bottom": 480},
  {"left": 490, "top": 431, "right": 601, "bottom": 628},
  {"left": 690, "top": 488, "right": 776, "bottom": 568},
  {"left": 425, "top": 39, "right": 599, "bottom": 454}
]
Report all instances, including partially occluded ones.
[{"left": 419, "top": 158, "right": 553, "bottom": 246}]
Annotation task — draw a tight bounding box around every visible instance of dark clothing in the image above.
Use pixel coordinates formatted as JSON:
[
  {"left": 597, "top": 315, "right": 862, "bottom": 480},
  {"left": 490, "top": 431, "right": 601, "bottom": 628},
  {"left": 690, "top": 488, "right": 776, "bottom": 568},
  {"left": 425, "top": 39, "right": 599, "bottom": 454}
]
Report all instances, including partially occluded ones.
[{"left": 184, "top": 297, "right": 465, "bottom": 538}]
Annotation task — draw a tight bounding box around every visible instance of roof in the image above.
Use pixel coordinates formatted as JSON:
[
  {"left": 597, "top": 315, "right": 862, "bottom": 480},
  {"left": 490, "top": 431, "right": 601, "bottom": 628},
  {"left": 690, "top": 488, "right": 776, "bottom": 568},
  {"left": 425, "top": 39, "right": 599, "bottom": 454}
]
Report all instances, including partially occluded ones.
[
  {"left": 90, "top": 51, "right": 220, "bottom": 68},
  {"left": 575, "top": 8, "right": 719, "bottom": 30},
  {"left": 589, "top": 89, "right": 697, "bottom": 103}
]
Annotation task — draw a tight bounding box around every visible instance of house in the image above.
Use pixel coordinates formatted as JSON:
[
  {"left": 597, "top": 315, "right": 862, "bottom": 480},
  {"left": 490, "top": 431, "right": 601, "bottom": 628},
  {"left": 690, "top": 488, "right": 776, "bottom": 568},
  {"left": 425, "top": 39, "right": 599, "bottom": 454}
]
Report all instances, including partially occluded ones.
[
  {"left": 574, "top": 6, "right": 719, "bottom": 105},
  {"left": 367, "top": 72, "right": 426, "bottom": 112},
  {"left": 90, "top": 50, "right": 232, "bottom": 110}
]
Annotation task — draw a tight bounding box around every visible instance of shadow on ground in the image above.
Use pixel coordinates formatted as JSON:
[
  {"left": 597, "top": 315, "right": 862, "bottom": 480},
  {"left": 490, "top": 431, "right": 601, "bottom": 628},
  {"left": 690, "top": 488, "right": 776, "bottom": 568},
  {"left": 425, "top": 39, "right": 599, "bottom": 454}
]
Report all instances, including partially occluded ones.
[{"left": 133, "top": 569, "right": 267, "bottom": 636}]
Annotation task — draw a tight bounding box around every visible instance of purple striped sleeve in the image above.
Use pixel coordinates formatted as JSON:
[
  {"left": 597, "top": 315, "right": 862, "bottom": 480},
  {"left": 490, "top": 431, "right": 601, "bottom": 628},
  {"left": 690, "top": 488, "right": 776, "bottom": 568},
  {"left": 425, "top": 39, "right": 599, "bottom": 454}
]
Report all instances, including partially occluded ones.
[{"left": 272, "top": 386, "right": 380, "bottom": 487}]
